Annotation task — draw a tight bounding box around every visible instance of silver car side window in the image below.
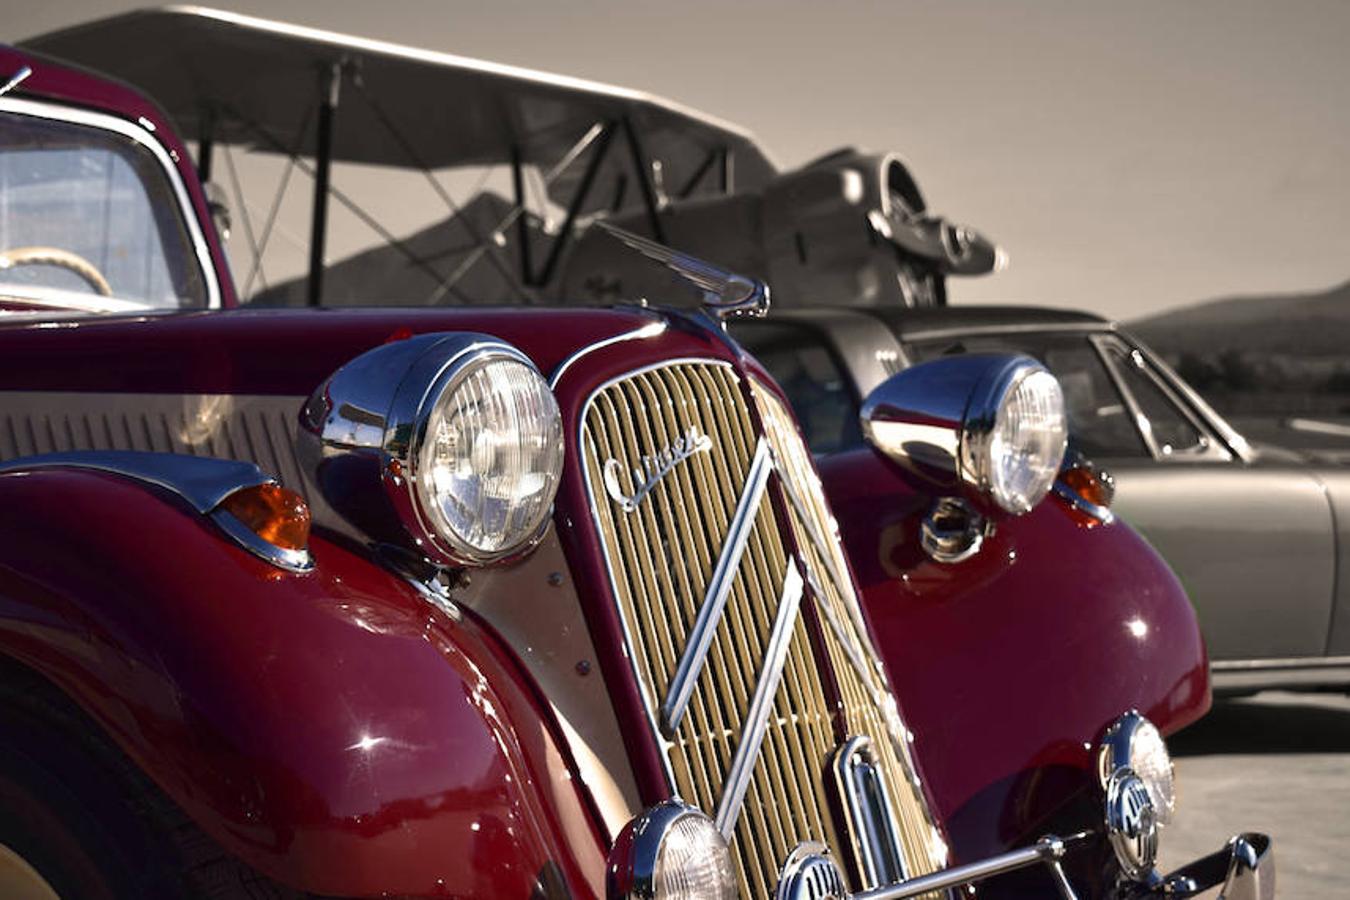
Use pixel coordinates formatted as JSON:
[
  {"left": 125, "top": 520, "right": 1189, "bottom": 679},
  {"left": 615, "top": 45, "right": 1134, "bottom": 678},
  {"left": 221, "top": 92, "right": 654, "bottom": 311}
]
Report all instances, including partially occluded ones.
[{"left": 1096, "top": 339, "right": 1231, "bottom": 462}]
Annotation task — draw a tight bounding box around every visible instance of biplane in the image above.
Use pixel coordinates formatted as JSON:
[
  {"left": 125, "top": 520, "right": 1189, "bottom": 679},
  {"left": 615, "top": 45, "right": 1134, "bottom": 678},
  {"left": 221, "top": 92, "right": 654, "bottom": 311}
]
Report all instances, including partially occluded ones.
[{"left": 25, "top": 5, "right": 1001, "bottom": 312}]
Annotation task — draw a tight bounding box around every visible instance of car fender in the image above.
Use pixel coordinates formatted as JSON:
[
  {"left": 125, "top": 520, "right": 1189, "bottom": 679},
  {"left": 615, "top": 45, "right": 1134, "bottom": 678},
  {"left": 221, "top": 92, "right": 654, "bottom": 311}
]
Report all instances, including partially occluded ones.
[
  {"left": 817, "top": 447, "right": 1210, "bottom": 862},
  {"left": 0, "top": 466, "right": 602, "bottom": 898}
]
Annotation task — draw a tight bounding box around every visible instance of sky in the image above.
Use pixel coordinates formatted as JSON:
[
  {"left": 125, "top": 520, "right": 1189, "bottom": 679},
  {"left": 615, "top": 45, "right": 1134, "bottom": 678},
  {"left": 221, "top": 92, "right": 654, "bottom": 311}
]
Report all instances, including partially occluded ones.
[{"left": 12, "top": 0, "right": 1350, "bottom": 320}]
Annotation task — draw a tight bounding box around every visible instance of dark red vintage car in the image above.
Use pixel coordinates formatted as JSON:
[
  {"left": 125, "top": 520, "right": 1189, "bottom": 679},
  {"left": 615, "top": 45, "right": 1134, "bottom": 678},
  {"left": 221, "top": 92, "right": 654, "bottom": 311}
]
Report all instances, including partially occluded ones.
[{"left": 0, "top": 10, "right": 1270, "bottom": 900}]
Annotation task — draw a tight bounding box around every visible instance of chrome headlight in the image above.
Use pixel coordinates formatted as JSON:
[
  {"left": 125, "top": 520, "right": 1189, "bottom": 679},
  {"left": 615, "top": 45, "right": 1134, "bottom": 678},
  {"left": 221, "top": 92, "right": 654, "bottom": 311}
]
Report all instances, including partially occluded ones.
[
  {"left": 608, "top": 801, "right": 735, "bottom": 900},
  {"left": 961, "top": 361, "right": 1067, "bottom": 513},
  {"left": 299, "top": 332, "right": 563, "bottom": 566},
  {"left": 861, "top": 353, "right": 1068, "bottom": 514}
]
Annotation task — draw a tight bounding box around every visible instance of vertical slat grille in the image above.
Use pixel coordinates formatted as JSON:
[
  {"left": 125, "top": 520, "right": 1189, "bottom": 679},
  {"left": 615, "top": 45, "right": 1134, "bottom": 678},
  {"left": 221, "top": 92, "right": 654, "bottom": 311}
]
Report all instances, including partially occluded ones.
[
  {"left": 754, "top": 381, "right": 951, "bottom": 885},
  {"left": 581, "top": 361, "right": 946, "bottom": 895}
]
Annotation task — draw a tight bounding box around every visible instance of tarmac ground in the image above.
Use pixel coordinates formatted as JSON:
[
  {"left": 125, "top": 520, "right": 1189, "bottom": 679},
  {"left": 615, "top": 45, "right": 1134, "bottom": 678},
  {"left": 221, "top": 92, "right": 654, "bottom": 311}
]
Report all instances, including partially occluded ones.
[{"left": 1157, "top": 690, "right": 1350, "bottom": 896}]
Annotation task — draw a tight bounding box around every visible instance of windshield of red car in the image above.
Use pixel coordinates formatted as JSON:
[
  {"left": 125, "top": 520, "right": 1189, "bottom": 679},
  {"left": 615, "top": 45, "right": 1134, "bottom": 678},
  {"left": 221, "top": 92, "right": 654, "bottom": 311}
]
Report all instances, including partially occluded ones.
[{"left": 0, "top": 105, "right": 208, "bottom": 315}]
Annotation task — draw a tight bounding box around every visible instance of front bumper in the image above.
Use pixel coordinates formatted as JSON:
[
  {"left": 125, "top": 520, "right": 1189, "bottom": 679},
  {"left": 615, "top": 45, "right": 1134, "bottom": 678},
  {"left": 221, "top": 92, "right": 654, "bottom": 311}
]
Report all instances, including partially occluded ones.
[
  {"left": 835, "top": 831, "right": 1274, "bottom": 900},
  {"left": 1131, "top": 833, "right": 1274, "bottom": 900}
]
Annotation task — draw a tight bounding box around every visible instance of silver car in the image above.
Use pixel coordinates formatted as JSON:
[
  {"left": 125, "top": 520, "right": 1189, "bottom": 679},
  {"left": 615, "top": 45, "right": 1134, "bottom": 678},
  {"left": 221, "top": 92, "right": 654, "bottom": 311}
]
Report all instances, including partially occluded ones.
[{"left": 733, "top": 305, "right": 1350, "bottom": 695}]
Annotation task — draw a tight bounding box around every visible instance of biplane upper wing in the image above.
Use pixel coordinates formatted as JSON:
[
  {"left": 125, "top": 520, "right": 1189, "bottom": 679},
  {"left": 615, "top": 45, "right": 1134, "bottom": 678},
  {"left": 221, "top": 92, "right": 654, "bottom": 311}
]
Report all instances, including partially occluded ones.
[{"left": 22, "top": 5, "right": 777, "bottom": 213}]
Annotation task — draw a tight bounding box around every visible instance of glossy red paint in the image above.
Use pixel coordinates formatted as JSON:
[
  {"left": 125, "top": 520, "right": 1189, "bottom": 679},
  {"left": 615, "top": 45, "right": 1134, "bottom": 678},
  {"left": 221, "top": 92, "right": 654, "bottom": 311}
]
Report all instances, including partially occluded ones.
[
  {"left": 1, "top": 46, "right": 238, "bottom": 309},
  {"left": 817, "top": 447, "right": 1210, "bottom": 862},
  {"left": 0, "top": 466, "right": 605, "bottom": 898},
  {"left": 0, "top": 305, "right": 664, "bottom": 395}
]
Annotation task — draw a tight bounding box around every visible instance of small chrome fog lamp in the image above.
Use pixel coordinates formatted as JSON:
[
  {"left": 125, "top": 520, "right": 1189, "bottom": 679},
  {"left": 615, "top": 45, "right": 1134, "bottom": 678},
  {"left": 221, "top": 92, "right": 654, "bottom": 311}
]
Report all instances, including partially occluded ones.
[
  {"left": 607, "top": 801, "right": 736, "bottom": 900},
  {"left": 1099, "top": 711, "right": 1176, "bottom": 881},
  {"left": 860, "top": 354, "right": 1067, "bottom": 514}
]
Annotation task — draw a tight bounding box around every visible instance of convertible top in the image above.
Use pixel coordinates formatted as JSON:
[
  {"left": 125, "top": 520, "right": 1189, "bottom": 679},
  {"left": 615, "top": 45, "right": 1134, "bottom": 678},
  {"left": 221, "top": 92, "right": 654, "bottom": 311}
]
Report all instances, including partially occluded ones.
[{"left": 23, "top": 6, "right": 776, "bottom": 207}]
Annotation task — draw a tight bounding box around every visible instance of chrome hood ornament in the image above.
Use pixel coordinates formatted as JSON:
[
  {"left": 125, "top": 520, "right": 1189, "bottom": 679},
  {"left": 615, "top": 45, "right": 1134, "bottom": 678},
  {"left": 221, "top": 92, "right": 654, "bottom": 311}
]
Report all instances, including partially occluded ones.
[
  {"left": 593, "top": 221, "right": 770, "bottom": 320},
  {"left": 603, "top": 425, "right": 713, "bottom": 513}
]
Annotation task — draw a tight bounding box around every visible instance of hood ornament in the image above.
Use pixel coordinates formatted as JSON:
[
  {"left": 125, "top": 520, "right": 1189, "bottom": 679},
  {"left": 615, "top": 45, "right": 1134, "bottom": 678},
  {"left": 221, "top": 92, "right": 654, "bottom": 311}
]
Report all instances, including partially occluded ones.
[
  {"left": 593, "top": 221, "right": 770, "bottom": 320},
  {"left": 603, "top": 425, "right": 713, "bottom": 513}
]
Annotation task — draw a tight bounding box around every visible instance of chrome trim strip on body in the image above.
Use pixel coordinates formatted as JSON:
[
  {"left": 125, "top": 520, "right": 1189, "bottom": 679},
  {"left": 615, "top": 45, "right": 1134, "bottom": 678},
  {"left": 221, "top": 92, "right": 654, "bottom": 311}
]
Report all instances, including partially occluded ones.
[
  {"left": 1051, "top": 481, "right": 1114, "bottom": 524},
  {"left": 0, "top": 66, "right": 33, "bottom": 98},
  {"left": 898, "top": 321, "right": 1111, "bottom": 344},
  {"left": 1210, "top": 654, "right": 1350, "bottom": 670},
  {"left": 660, "top": 437, "right": 773, "bottom": 736},
  {"left": 547, "top": 320, "right": 667, "bottom": 389},
  {"left": 0, "top": 450, "right": 268, "bottom": 512},
  {"left": 211, "top": 507, "right": 313, "bottom": 572},
  {"left": 713, "top": 559, "right": 804, "bottom": 838},
  {"left": 0, "top": 450, "right": 313, "bottom": 571},
  {"left": 0, "top": 97, "right": 222, "bottom": 310},
  {"left": 573, "top": 356, "right": 739, "bottom": 787}
]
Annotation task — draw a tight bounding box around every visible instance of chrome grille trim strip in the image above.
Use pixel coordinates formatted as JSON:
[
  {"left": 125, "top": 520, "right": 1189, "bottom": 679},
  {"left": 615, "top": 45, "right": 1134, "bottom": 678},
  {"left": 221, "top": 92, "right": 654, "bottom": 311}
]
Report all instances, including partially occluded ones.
[
  {"left": 714, "top": 559, "right": 804, "bottom": 838},
  {"left": 777, "top": 467, "right": 884, "bottom": 669},
  {"left": 661, "top": 436, "right": 773, "bottom": 736}
]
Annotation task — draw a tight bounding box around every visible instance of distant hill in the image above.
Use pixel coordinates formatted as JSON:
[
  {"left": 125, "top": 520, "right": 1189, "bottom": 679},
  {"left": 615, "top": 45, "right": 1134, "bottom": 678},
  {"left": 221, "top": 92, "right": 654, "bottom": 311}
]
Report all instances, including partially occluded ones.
[
  {"left": 1129, "top": 280, "right": 1350, "bottom": 417},
  {"left": 1130, "top": 280, "right": 1350, "bottom": 358}
]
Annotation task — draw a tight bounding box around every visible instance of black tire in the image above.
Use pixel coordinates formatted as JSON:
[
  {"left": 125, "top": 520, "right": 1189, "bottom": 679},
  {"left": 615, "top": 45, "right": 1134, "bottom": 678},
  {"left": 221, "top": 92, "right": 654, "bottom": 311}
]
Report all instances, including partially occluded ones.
[{"left": 0, "top": 660, "right": 307, "bottom": 900}]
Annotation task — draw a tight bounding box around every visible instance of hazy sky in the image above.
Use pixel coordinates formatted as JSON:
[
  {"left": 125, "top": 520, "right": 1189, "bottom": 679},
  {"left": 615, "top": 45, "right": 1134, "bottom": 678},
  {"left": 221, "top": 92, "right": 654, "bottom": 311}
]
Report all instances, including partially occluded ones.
[{"left": 13, "top": 0, "right": 1350, "bottom": 319}]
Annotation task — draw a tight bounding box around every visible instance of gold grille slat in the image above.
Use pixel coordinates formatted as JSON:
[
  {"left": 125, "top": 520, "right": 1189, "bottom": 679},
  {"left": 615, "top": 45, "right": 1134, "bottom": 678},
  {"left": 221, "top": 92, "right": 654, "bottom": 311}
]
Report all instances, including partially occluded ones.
[{"left": 582, "top": 362, "right": 945, "bottom": 896}]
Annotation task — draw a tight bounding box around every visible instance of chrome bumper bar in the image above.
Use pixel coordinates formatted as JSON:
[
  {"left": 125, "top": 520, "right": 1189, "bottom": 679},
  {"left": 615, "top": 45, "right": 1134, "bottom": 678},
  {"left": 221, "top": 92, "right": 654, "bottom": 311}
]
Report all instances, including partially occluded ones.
[{"left": 843, "top": 832, "right": 1273, "bottom": 900}]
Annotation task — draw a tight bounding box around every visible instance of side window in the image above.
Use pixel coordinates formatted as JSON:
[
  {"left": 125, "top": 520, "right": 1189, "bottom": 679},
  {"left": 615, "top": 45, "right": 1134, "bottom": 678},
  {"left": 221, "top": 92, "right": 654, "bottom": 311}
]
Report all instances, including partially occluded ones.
[
  {"left": 731, "top": 322, "right": 861, "bottom": 455},
  {"left": 1103, "top": 343, "right": 1224, "bottom": 459},
  {"left": 908, "top": 333, "right": 1150, "bottom": 459}
]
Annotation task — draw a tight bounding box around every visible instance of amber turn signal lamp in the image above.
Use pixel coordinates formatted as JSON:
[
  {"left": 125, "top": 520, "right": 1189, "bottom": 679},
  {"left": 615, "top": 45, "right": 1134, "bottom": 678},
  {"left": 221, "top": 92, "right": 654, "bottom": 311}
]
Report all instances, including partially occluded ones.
[
  {"left": 1062, "top": 465, "right": 1114, "bottom": 509},
  {"left": 220, "top": 483, "right": 311, "bottom": 552}
]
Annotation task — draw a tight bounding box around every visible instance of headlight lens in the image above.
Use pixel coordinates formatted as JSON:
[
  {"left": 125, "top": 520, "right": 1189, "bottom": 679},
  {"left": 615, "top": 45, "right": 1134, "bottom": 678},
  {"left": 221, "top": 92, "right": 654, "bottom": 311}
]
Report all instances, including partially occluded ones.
[
  {"left": 609, "top": 801, "right": 735, "bottom": 899},
  {"left": 652, "top": 812, "right": 736, "bottom": 898},
  {"left": 414, "top": 353, "right": 563, "bottom": 561},
  {"left": 1123, "top": 717, "right": 1176, "bottom": 827},
  {"left": 979, "top": 366, "right": 1067, "bottom": 513}
]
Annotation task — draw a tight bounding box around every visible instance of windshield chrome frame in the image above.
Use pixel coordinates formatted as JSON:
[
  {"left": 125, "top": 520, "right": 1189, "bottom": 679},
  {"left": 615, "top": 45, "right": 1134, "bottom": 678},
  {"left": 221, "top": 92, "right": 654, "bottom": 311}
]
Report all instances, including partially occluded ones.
[{"left": 0, "top": 95, "right": 222, "bottom": 312}]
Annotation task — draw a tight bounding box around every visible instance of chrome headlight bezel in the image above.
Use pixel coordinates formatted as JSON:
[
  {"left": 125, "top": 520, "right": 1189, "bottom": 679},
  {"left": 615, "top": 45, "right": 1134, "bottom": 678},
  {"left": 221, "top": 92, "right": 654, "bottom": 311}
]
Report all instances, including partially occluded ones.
[
  {"left": 608, "top": 800, "right": 736, "bottom": 900},
  {"left": 299, "top": 332, "right": 563, "bottom": 567},
  {"left": 958, "top": 358, "right": 1068, "bottom": 514}
]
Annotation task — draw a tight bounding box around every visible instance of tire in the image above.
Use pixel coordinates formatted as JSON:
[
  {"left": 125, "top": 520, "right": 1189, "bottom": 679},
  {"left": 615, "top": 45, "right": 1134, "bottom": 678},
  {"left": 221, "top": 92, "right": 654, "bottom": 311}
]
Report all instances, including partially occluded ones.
[{"left": 0, "top": 661, "right": 307, "bottom": 900}]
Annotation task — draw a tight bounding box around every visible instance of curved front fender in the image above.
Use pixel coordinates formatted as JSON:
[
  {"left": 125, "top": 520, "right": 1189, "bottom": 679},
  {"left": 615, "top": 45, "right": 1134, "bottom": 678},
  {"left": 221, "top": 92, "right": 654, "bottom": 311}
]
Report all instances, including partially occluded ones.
[
  {"left": 818, "top": 448, "right": 1209, "bottom": 862},
  {"left": 0, "top": 467, "right": 602, "bottom": 898}
]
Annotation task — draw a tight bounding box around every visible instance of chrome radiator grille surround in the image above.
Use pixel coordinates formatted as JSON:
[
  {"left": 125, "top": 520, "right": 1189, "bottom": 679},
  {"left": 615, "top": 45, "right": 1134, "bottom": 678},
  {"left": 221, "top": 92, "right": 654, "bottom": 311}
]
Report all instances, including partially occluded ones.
[{"left": 579, "top": 360, "right": 947, "bottom": 896}]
